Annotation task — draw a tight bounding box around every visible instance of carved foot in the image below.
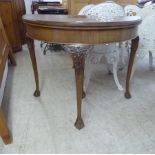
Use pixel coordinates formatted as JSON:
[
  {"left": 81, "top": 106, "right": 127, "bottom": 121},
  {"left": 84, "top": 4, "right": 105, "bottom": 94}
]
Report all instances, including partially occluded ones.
[
  {"left": 33, "top": 90, "right": 40, "bottom": 97},
  {"left": 2, "top": 134, "right": 12, "bottom": 145},
  {"left": 125, "top": 92, "right": 131, "bottom": 99},
  {"left": 74, "top": 117, "right": 84, "bottom": 130},
  {"left": 82, "top": 91, "right": 86, "bottom": 99}
]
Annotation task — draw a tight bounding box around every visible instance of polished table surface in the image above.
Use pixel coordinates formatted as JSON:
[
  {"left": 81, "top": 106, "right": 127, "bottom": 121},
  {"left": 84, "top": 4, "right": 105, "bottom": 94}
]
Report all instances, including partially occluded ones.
[
  {"left": 23, "top": 15, "right": 141, "bottom": 44},
  {"left": 23, "top": 15, "right": 141, "bottom": 129}
]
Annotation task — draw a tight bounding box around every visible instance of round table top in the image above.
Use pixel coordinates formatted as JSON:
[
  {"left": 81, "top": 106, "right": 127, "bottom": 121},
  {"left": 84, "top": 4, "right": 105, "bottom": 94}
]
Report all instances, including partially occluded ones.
[
  {"left": 23, "top": 15, "right": 142, "bottom": 44},
  {"left": 23, "top": 15, "right": 141, "bottom": 29}
]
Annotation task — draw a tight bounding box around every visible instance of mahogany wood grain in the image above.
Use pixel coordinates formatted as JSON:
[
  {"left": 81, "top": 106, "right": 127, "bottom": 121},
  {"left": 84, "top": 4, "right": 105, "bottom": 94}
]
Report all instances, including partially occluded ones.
[
  {"left": 23, "top": 14, "right": 141, "bottom": 129},
  {"left": 72, "top": 53, "right": 85, "bottom": 129}
]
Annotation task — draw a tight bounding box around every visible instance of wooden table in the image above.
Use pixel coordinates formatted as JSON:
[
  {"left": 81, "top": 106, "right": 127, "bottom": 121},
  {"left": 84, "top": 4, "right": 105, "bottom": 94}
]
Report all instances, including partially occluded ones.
[{"left": 23, "top": 15, "right": 141, "bottom": 130}]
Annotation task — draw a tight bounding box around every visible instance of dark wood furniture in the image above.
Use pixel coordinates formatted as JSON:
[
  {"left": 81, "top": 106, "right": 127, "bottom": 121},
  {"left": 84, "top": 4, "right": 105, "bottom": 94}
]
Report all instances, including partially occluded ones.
[
  {"left": 23, "top": 14, "right": 141, "bottom": 129},
  {"left": 0, "top": 16, "right": 16, "bottom": 145},
  {"left": 37, "top": 6, "right": 68, "bottom": 14},
  {"left": 31, "top": 1, "right": 62, "bottom": 14},
  {"left": 0, "top": 0, "right": 26, "bottom": 53}
]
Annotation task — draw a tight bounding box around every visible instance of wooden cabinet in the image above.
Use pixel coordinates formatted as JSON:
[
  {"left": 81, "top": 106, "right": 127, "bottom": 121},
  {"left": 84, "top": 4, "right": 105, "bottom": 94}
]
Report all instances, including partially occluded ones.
[
  {"left": 64, "top": 0, "right": 137, "bottom": 15},
  {"left": 0, "top": 0, "right": 26, "bottom": 53},
  {"left": 14, "top": 0, "right": 26, "bottom": 44},
  {"left": 0, "top": 16, "right": 12, "bottom": 145},
  {"left": 0, "top": 22, "right": 9, "bottom": 83}
]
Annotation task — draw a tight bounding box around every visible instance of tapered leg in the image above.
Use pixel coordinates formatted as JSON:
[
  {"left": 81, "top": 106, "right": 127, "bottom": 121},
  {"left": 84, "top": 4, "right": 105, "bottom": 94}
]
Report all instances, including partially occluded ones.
[
  {"left": 125, "top": 36, "right": 139, "bottom": 99},
  {"left": 26, "top": 36, "right": 40, "bottom": 97},
  {"left": 0, "top": 108, "right": 12, "bottom": 144},
  {"left": 72, "top": 53, "right": 85, "bottom": 130}
]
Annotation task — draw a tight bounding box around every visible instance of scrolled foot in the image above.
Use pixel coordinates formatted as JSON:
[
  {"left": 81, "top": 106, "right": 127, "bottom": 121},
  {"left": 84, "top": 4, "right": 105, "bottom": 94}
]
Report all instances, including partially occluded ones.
[
  {"left": 125, "top": 92, "right": 131, "bottom": 99},
  {"left": 33, "top": 90, "right": 40, "bottom": 97},
  {"left": 2, "top": 134, "right": 12, "bottom": 145},
  {"left": 74, "top": 117, "right": 84, "bottom": 130},
  {"left": 82, "top": 91, "right": 86, "bottom": 99}
]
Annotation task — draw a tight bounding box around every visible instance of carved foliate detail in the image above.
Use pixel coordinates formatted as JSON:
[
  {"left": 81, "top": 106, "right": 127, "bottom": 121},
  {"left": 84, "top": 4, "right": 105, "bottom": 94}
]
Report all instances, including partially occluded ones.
[
  {"left": 63, "top": 44, "right": 93, "bottom": 75},
  {"left": 72, "top": 53, "right": 85, "bottom": 75}
]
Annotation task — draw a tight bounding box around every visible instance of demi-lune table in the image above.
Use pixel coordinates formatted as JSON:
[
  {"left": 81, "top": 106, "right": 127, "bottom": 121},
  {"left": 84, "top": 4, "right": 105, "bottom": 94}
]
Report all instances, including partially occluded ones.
[{"left": 23, "top": 15, "right": 141, "bottom": 129}]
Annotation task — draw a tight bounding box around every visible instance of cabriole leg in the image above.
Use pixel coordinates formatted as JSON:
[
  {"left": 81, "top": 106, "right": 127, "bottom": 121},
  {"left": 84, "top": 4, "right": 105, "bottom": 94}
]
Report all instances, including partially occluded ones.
[
  {"left": 125, "top": 36, "right": 139, "bottom": 99},
  {"left": 26, "top": 36, "right": 40, "bottom": 97},
  {"left": 72, "top": 53, "right": 85, "bottom": 130}
]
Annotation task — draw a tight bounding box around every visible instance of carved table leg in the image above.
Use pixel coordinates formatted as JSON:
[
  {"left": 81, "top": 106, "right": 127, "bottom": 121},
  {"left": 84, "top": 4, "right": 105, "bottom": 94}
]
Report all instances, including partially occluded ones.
[
  {"left": 0, "top": 108, "right": 12, "bottom": 144},
  {"left": 26, "top": 36, "right": 40, "bottom": 97},
  {"left": 72, "top": 53, "right": 85, "bottom": 130},
  {"left": 125, "top": 36, "right": 139, "bottom": 99}
]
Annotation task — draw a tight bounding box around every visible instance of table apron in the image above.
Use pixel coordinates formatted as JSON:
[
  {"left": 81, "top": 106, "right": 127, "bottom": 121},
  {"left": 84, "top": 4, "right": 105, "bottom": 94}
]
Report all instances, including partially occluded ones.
[{"left": 25, "top": 24, "right": 138, "bottom": 44}]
